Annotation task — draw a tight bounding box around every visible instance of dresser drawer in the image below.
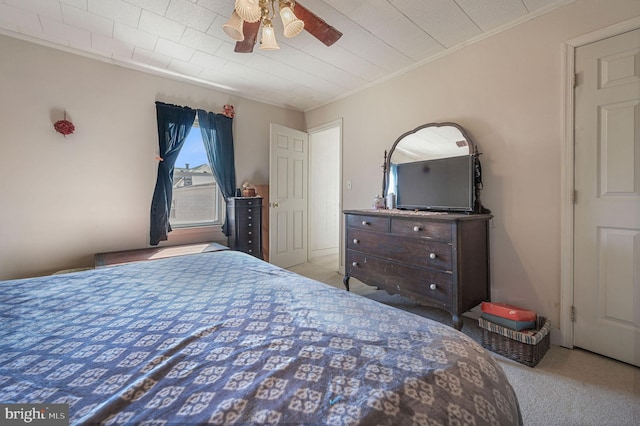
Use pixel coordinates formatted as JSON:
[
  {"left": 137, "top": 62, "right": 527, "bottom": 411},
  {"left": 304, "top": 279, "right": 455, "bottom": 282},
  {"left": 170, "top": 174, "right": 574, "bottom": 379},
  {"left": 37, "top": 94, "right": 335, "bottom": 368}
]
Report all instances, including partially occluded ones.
[
  {"left": 347, "top": 228, "right": 453, "bottom": 271},
  {"left": 390, "top": 218, "right": 452, "bottom": 242},
  {"left": 346, "top": 214, "right": 389, "bottom": 232},
  {"left": 237, "top": 215, "right": 259, "bottom": 229},
  {"left": 238, "top": 238, "right": 260, "bottom": 255},
  {"left": 232, "top": 198, "right": 260, "bottom": 208},
  {"left": 243, "top": 206, "right": 258, "bottom": 217},
  {"left": 346, "top": 250, "right": 452, "bottom": 307},
  {"left": 238, "top": 227, "right": 258, "bottom": 240}
]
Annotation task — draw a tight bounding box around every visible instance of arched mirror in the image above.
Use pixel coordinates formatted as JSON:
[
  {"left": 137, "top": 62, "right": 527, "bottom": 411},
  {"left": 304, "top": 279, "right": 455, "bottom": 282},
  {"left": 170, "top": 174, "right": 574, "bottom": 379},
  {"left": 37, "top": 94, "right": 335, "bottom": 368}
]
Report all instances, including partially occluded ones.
[
  {"left": 387, "top": 122, "right": 473, "bottom": 166},
  {"left": 384, "top": 122, "right": 483, "bottom": 213}
]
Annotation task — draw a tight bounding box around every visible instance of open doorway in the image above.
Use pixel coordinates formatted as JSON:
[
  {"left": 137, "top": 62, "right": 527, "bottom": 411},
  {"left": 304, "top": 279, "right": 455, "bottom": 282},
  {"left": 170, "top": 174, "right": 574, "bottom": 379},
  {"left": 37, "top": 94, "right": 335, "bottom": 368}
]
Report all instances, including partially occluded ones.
[{"left": 308, "top": 120, "right": 341, "bottom": 272}]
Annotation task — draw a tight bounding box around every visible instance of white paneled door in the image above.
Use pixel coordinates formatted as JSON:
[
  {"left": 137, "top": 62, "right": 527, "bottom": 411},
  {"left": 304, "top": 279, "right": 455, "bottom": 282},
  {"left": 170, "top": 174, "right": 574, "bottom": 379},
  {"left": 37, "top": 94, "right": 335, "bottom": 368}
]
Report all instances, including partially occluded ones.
[
  {"left": 269, "top": 124, "right": 309, "bottom": 269},
  {"left": 574, "top": 28, "right": 640, "bottom": 367}
]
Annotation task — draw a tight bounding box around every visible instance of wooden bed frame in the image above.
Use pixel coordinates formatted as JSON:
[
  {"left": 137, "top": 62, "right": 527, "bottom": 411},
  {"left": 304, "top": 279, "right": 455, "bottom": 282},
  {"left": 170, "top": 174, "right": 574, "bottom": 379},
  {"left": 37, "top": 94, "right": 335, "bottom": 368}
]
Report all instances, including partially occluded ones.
[{"left": 94, "top": 242, "right": 228, "bottom": 267}]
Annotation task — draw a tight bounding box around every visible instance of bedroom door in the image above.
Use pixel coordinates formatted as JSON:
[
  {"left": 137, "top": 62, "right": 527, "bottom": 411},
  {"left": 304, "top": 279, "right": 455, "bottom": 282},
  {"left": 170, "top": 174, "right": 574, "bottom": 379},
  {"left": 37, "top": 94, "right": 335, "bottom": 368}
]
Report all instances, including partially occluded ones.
[
  {"left": 573, "top": 28, "right": 640, "bottom": 367},
  {"left": 269, "top": 124, "right": 309, "bottom": 268}
]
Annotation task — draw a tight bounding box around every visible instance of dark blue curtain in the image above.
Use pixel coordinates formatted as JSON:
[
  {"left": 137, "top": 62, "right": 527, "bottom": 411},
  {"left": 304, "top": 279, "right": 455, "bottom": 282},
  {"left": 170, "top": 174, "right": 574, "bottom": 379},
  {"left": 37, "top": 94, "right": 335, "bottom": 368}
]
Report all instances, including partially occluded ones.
[
  {"left": 149, "top": 102, "right": 196, "bottom": 245},
  {"left": 388, "top": 163, "right": 398, "bottom": 196},
  {"left": 197, "top": 109, "right": 237, "bottom": 236}
]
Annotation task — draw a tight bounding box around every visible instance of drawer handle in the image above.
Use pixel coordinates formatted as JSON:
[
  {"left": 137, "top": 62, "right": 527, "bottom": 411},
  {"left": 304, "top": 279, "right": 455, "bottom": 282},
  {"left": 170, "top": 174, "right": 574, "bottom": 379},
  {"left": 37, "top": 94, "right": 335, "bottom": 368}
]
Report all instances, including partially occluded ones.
[
  {"left": 413, "top": 226, "right": 421, "bottom": 232},
  {"left": 248, "top": 209, "right": 252, "bottom": 212},
  {"left": 352, "top": 261, "right": 358, "bottom": 267},
  {"left": 429, "top": 283, "right": 437, "bottom": 290},
  {"left": 429, "top": 253, "right": 437, "bottom": 260},
  {"left": 248, "top": 231, "right": 252, "bottom": 235},
  {"left": 248, "top": 240, "right": 252, "bottom": 244},
  {"left": 353, "top": 238, "right": 359, "bottom": 244},
  {"left": 248, "top": 223, "right": 252, "bottom": 227},
  {"left": 248, "top": 216, "right": 252, "bottom": 219},
  {"left": 361, "top": 221, "right": 369, "bottom": 226}
]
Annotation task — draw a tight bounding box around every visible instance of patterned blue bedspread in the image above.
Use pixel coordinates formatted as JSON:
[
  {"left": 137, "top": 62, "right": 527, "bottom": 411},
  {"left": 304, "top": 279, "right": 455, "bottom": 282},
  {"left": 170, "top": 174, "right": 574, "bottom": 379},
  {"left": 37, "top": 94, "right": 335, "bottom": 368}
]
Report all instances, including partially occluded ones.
[{"left": 0, "top": 251, "right": 521, "bottom": 425}]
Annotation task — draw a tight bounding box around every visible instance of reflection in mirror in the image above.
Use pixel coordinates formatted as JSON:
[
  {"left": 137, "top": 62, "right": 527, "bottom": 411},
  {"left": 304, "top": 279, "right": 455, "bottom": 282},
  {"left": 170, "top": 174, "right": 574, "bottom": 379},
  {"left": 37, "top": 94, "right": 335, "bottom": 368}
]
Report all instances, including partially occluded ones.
[{"left": 389, "top": 123, "right": 472, "bottom": 165}]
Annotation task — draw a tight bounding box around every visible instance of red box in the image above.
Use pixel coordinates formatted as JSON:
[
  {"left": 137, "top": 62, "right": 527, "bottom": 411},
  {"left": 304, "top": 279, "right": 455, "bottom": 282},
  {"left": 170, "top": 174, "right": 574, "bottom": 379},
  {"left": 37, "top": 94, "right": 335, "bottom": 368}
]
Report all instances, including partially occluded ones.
[{"left": 481, "top": 302, "right": 537, "bottom": 322}]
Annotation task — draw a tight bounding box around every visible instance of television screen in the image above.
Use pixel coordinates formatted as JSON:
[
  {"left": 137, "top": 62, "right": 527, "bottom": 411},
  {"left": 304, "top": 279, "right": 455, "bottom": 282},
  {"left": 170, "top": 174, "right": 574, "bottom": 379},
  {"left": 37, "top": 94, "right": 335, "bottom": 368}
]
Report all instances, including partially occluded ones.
[{"left": 395, "top": 155, "right": 475, "bottom": 212}]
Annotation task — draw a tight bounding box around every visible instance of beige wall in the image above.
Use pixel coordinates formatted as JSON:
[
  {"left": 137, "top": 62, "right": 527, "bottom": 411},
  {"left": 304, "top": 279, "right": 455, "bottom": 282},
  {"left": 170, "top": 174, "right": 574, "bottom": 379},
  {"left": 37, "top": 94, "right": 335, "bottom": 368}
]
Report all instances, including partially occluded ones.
[
  {"left": 0, "top": 35, "right": 303, "bottom": 280},
  {"left": 304, "top": 0, "right": 640, "bottom": 328}
]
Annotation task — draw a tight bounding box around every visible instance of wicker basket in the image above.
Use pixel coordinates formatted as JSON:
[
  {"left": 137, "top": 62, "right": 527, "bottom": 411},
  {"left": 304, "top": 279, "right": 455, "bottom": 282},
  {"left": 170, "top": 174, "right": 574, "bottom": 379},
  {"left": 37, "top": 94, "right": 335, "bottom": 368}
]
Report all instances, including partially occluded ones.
[{"left": 479, "top": 316, "right": 550, "bottom": 367}]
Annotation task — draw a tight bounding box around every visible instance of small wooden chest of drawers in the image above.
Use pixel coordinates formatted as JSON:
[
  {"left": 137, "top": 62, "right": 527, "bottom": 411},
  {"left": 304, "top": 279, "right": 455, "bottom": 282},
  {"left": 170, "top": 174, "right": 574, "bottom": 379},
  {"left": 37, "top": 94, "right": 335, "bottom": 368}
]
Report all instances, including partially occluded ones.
[
  {"left": 343, "top": 209, "right": 492, "bottom": 330},
  {"left": 227, "top": 197, "right": 263, "bottom": 259}
]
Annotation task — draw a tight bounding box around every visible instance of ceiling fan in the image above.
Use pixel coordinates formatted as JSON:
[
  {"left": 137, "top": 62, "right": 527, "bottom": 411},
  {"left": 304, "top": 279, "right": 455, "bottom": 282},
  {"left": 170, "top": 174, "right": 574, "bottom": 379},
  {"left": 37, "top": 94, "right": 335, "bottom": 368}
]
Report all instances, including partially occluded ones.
[{"left": 223, "top": 0, "right": 343, "bottom": 53}]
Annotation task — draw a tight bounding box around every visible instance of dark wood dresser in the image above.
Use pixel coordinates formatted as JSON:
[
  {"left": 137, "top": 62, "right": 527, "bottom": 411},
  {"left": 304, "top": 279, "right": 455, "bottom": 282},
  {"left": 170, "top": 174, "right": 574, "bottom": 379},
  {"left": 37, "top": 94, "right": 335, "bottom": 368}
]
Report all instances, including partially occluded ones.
[
  {"left": 227, "top": 197, "right": 263, "bottom": 259},
  {"left": 343, "top": 209, "right": 492, "bottom": 330}
]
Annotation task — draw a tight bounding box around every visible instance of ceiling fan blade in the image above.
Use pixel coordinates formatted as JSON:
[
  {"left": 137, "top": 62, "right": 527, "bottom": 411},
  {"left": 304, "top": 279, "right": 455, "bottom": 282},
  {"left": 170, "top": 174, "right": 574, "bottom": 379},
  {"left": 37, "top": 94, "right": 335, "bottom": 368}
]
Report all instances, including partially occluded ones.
[
  {"left": 294, "top": 2, "right": 342, "bottom": 46},
  {"left": 234, "top": 20, "right": 260, "bottom": 53}
]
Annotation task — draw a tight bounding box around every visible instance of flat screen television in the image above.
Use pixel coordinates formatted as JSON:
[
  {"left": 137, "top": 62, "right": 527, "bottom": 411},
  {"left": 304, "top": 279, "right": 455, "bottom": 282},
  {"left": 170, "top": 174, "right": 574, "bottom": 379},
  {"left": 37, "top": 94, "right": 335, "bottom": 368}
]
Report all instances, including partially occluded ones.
[{"left": 395, "top": 155, "right": 475, "bottom": 212}]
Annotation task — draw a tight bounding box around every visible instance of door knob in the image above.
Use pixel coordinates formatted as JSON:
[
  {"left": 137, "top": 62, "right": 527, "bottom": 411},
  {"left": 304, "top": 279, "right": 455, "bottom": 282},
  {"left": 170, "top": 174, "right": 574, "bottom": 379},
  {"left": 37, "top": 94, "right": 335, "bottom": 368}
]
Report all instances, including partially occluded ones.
[{"left": 271, "top": 201, "right": 279, "bottom": 208}]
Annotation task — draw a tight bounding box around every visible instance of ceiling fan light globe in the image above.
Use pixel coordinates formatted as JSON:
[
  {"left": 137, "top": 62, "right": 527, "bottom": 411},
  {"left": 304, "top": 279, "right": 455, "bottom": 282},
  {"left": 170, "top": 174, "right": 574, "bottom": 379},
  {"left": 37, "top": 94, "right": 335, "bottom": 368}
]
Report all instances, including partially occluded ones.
[
  {"left": 235, "top": 0, "right": 261, "bottom": 23},
  {"left": 259, "top": 24, "right": 280, "bottom": 50},
  {"left": 280, "top": 7, "right": 304, "bottom": 38},
  {"left": 223, "top": 11, "right": 245, "bottom": 41}
]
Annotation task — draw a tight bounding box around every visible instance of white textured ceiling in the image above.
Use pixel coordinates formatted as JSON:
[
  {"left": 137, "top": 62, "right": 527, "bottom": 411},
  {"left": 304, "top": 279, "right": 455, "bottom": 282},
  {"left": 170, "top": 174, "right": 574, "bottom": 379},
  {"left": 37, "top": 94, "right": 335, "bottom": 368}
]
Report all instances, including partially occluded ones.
[{"left": 0, "top": 0, "right": 570, "bottom": 111}]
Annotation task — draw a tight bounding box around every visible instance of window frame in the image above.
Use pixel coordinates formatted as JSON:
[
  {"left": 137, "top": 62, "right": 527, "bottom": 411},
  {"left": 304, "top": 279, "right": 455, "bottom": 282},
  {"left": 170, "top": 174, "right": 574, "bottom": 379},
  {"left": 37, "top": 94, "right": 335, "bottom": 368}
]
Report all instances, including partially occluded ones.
[{"left": 170, "top": 118, "right": 225, "bottom": 229}]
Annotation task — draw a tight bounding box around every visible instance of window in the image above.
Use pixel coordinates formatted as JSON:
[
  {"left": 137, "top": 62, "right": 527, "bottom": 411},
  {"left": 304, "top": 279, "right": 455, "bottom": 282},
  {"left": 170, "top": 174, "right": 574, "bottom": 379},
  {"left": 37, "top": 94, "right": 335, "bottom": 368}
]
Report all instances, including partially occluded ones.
[{"left": 170, "top": 122, "right": 224, "bottom": 227}]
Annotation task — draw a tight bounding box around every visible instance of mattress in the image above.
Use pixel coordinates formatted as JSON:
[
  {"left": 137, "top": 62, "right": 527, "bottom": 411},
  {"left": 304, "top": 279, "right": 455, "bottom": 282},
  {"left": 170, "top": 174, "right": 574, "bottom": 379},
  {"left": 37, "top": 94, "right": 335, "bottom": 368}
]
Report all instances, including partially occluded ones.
[{"left": 0, "top": 250, "right": 521, "bottom": 425}]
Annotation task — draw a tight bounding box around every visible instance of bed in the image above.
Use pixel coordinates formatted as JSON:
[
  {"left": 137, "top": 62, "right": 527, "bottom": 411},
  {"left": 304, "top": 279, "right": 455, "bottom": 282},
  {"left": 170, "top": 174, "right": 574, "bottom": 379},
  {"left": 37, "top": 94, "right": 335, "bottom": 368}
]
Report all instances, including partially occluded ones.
[{"left": 0, "top": 250, "right": 521, "bottom": 425}]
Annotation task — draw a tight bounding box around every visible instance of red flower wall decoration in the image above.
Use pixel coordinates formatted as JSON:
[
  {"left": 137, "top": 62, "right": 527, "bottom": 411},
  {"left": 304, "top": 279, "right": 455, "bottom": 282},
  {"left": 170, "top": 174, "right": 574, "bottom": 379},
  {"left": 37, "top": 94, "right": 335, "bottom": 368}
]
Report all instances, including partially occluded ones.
[
  {"left": 222, "top": 104, "right": 235, "bottom": 118},
  {"left": 54, "top": 112, "right": 75, "bottom": 137}
]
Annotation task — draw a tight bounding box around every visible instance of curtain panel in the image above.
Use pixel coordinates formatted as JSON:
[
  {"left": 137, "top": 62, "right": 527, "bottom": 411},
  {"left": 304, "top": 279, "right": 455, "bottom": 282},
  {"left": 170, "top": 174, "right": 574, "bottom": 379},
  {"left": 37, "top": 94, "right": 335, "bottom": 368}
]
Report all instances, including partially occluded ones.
[
  {"left": 197, "top": 109, "right": 237, "bottom": 236},
  {"left": 149, "top": 102, "right": 238, "bottom": 244},
  {"left": 149, "top": 102, "right": 196, "bottom": 245}
]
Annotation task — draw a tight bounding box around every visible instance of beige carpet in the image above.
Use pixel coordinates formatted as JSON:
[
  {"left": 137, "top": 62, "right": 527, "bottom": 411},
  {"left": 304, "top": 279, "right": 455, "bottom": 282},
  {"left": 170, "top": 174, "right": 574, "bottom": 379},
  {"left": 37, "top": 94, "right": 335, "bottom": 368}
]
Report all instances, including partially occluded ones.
[{"left": 289, "top": 256, "right": 640, "bottom": 426}]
